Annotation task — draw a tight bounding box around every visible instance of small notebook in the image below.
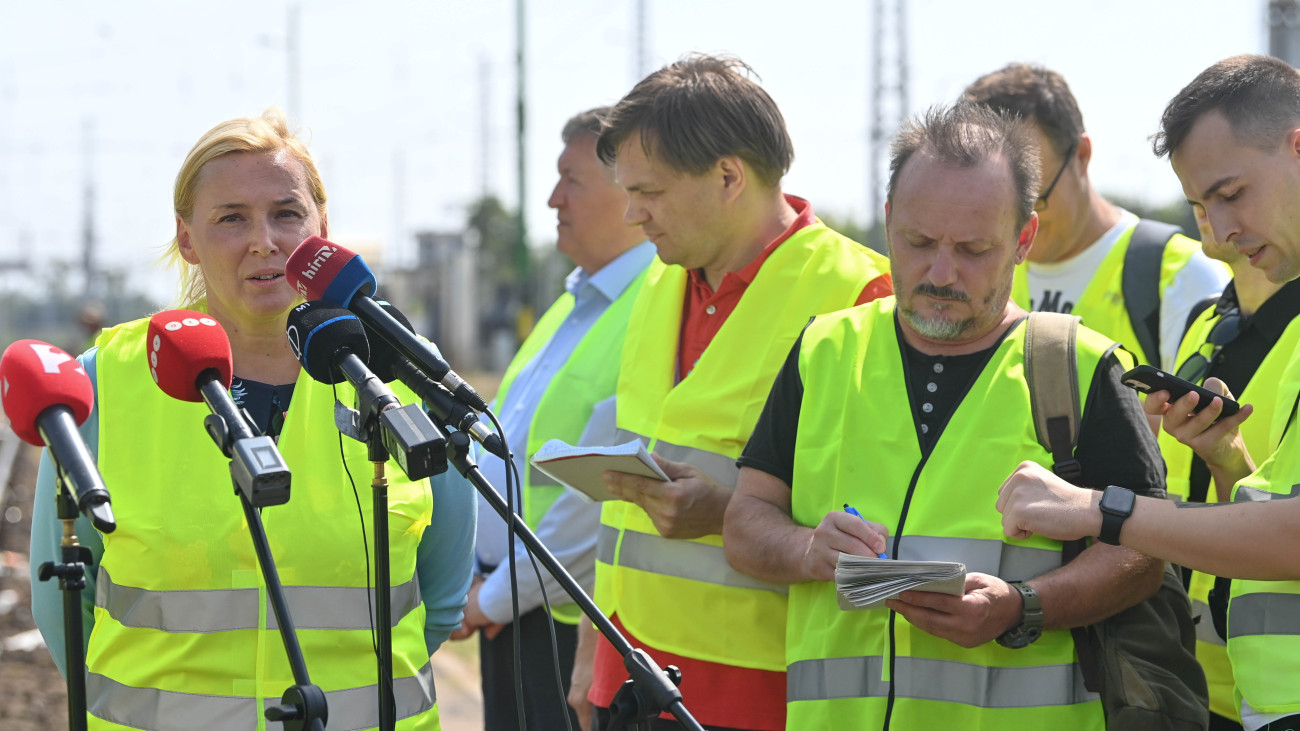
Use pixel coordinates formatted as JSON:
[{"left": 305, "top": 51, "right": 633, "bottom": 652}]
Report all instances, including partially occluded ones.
[
  {"left": 835, "top": 552, "right": 967, "bottom": 610},
  {"left": 530, "top": 439, "right": 669, "bottom": 502}
]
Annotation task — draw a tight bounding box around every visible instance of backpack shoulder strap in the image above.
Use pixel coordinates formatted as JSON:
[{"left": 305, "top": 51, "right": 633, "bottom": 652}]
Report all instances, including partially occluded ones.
[
  {"left": 1025, "top": 311, "right": 1083, "bottom": 485},
  {"left": 1026, "top": 311, "right": 1104, "bottom": 692},
  {"left": 1122, "top": 219, "right": 1183, "bottom": 366}
]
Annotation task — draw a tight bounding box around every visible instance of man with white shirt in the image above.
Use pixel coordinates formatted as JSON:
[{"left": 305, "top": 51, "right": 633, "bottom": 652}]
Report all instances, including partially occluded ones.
[
  {"left": 454, "top": 106, "right": 654, "bottom": 731},
  {"left": 965, "top": 63, "right": 1229, "bottom": 370}
]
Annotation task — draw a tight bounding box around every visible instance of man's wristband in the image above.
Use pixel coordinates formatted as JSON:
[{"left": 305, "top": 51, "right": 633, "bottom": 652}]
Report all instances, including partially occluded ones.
[
  {"left": 1098, "top": 485, "right": 1135, "bottom": 546},
  {"left": 995, "top": 581, "right": 1043, "bottom": 649}
]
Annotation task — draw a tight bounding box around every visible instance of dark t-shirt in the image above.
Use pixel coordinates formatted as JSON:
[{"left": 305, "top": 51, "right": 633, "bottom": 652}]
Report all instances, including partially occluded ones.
[
  {"left": 738, "top": 317, "right": 1166, "bottom": 498},
  {"left": 230, "top": 377, "right": 296, "bottom": 438}
]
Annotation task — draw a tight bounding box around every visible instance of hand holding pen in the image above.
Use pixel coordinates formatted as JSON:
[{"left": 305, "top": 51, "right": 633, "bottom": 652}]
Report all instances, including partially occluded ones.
[{"left": 844, "top": 504, "right": 890, "bottom": 559}]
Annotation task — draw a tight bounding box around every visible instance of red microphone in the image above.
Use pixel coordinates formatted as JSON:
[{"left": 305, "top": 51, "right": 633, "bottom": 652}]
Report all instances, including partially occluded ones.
[
  {"left": 286, "top": 236, "right": 489, "bottom": 412},
  {"left": 146, "top": 310, "right": 231, "bottom": 401},
  {"left": 146, "top": 311, "right": 291, "bottom": 507},
  {"left": 0, "top": 340, "right": 115, "bottom": 532}
]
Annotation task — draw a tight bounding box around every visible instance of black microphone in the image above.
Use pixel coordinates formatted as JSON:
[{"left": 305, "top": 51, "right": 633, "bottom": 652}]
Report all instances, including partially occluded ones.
[
  {"left": 286, "top": 300, "right": 447, "bottom": 480},
  {"left": 285, "top": 237, "right": 489, "bottom": 412},
  {"left": 389, "top": 357, "right": 508, "bottom": 460},
  {"left": 365, "top": 301, "right": 507, "bottom": 460},
  {"left": 0, "top": 339, "right": 116, "bottom": 533}
]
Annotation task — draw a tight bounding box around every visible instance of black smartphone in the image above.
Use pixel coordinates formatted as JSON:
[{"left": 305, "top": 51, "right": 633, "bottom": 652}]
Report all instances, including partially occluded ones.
[{"left": 1121, "top": 364, "right": 1240, "bottom": 419}]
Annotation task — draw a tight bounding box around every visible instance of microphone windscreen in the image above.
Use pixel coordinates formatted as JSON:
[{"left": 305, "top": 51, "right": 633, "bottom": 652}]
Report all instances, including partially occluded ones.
[
  {"left": 0, "top": 339, "right": 95, "bottom": 446},
  {"left": 147, "top": 310, "right": 232, "bottom": 402},
  {"left": 286, "top": 236, "right": 377, "bottom": 308},
  {"left": 366, "top": 300, "right": 415, "bottom": 383},
  {"left": 285, "top": 300, "right": 370, "bottom": 384}
]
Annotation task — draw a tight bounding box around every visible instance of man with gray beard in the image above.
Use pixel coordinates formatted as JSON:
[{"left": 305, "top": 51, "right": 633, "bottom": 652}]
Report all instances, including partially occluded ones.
[{"left": 723, "top": 102, "right": 1173, "bottom": 729}]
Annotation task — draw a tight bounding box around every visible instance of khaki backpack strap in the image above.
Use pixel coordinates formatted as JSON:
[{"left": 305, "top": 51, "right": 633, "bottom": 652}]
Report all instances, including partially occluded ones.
[
  {"left": 1025, "top": 312, "right": 1083, "bottom": 485},
  {"left": 1026, "top": 311, "right": 1103, "bottom": 692}
]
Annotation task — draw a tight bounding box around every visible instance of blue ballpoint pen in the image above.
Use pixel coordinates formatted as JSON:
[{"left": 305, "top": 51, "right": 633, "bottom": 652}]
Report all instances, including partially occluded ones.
[{"left": 843, "top": 503, "right": 889, "bottom": 559}]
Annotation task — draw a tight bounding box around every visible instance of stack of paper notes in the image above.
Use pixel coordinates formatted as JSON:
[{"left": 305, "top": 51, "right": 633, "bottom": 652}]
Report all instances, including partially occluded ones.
[
  {"left": 530, "top": 439, "right": 669, "bottom": 502},
  {"left": 835, "top": 553, "right": 967, "bottom": 610}
]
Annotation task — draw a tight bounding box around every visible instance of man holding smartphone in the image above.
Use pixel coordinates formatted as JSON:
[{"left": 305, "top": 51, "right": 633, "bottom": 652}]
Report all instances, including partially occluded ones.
[
  {"left": 1000, "top": 53, "right": 1300, "bottom": 731},
  {"left": 1150, "top": 211, "right": 1300, "bottom": 731}
]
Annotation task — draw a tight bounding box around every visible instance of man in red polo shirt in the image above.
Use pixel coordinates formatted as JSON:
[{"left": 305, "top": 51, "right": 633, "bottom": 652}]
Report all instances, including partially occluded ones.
[{"left": 569, "top": 53, "right": 892, "bottom": 731}]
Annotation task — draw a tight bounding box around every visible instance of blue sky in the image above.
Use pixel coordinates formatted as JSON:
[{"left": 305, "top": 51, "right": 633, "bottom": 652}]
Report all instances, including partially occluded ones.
[{"left": 0, "top": 0, "right": 1264, "bottom": 303}]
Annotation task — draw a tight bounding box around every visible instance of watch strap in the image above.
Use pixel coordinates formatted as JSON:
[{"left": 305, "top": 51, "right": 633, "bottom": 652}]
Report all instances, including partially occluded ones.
[
  {"left": 1011, "top": 581, "right": 1044, "bottom": 630},
  {"left": 996, "top": 581, "right": 1044, "bottom": 649},
  {"left": 1099, "top": 485, "right": 1134, "bottom": 545}
]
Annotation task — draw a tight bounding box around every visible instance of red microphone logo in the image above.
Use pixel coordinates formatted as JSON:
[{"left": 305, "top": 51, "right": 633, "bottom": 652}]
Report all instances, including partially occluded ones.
[
  {"left": 294, "top": 241, "right": 337, "bottom": 298},
  {"left": 0, "top": 340, "right": 94, "bottom": 446},
  {"left": 22, "top": 341, "right": 86, "bottom": 377}
]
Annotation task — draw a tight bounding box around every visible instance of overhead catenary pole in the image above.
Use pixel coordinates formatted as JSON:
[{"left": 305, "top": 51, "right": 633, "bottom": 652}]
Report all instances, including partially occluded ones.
[
  {"left": 514, "top": 0, "right": 530, "bottom": 292},
  {"left": 287, "top": 3, "right": 301, "bottom": 123},
  {"left": 480, "top": 54, "right": 492, "bottom": 197},
  {"left": 80, "top": 118, "right": 96, "bottom": 301},
  {"left": 635, "top": 0, "right": 650, "bottom": 81},
  {"left": 868, "top": 0, "right": 908, "bottom": 252},
  {"left": 1269, "top": 0, "right": 1300, "bottom": 66}
]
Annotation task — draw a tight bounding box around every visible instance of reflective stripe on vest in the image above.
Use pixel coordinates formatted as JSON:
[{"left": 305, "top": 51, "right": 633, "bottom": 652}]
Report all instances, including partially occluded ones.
[
  {"left": 87, "top": 660, "right": 437, "bottom": 731},
  {"left": 616, "top": 528, "right": 786, "bottom": 594},
  {"left": 786, "top": 300, "right": 1109, "bottom": 728},
  {"left": 1228, "top": 593, "right": 1300, "bottom": 639},
  {"left": 98, "top": 567, "right": 422, "bottom": 632},
  {"left": 599, "top": 226, "right": 891, "bottom": 671},
  {"left": 787, "top": 655, "right": 1094, "bottom": 707},
  {"left": 613, "top": 429, "right": 741, "bottom": 491},
  {"left": 596, "top": 524, "right": 616, "bottom": 565},
  {"left": 895, "top": 535, "right": 1059, "bottom": 579}
]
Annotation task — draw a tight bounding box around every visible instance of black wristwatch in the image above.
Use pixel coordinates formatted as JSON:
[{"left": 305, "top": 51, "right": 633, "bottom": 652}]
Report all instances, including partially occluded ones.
[
  {"left": 1099, "top": 485, "right": 1136, "bottom": 546},
  {"left": 995, "top": 581, "right": 1043, "bottom": 649}
]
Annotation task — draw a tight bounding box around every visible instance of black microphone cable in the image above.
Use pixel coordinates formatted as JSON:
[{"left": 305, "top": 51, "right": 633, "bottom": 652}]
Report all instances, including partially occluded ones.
[{"left": 487, "top": 407, "right": 576, "bottom": 731}]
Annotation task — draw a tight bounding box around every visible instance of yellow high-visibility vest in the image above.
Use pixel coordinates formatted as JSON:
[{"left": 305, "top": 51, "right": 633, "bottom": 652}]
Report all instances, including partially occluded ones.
[
  {"left": 596, "top": 222, "right": 890, "bottom": 672},
  {"left": 1159, "top": 301, "right": 1300, "bottom": 721},
  {"left": 1011, "top": 222, "right": 1210, "bottom": 366},
  {"left": 493, "top": 268, "right": 648, "bottom": 624},
  {"left": 1226, "top": 344, "right": 1300, "bottom": 718},
  {"left": 786, "top": 299, "right": 1110, "bottom": 729},
  {"left": 90, "top": 313, "right": 440, "bottom": 730}
]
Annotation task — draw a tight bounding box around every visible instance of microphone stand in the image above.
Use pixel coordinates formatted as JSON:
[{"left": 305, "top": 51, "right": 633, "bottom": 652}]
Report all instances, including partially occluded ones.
[
  {"left": 439, "top": 428, "right": 704, "bottom": 731},
  {"left": 201, "top": 403, "right": 327, "bottom": 731},
  {"left": 335, "top": 355, "right": 448, "bottom": 731},
  {"left": 36, "top": 479, "right": 91, "bottom": 731},
  {"left": 366, "top": 444, "right": 396, "bottom": 731}
]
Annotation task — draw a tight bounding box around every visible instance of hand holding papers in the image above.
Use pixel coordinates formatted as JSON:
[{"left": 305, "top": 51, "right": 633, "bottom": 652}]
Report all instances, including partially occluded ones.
[
  {"left": 835, "top": 552, "right": 967, "bottom": 610},
  {"left": 530, "top": 439, "right": 669, "bottom": 502}
]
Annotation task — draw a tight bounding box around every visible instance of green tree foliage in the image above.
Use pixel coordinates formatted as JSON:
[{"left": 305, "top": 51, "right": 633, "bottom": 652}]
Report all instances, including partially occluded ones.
[
  {"left": 817, "top": 211, "right": 887, "bottom": 255},
  {"left": 467, "top": 195, "right": 523, "bottom": 285}
]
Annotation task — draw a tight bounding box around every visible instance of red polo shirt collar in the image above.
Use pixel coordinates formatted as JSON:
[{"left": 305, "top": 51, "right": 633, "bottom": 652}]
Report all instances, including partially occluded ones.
[{"left": 678, "top": 195, "right": 816, "bottom": 380}]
